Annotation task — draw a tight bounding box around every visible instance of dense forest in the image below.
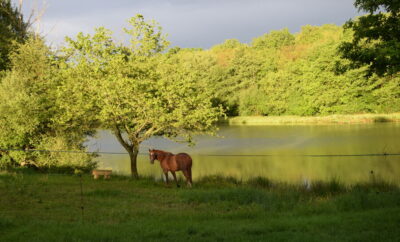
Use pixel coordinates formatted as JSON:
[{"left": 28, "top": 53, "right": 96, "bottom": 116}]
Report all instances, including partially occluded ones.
[
  {"left": 169, "top": 24, "right": 399, "bottom": 116},
  {"left": 0, "top": 0, "right": 399, "bottom": 173}
]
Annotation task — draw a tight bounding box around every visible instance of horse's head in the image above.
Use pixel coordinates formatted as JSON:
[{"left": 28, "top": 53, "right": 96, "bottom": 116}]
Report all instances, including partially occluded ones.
[{"left": 149, "top": 149, "right": 157, "bottom": 164}]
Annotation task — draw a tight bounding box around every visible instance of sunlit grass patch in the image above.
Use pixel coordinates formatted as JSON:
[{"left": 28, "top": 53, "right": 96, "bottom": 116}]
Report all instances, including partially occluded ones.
[{"left": 225, "top": 113, "right": 400, "bottom": 125}]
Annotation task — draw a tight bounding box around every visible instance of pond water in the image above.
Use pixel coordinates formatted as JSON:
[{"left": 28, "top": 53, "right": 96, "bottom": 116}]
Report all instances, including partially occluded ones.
[{"left": 86, "top": 123, "right": 400, "bottom": 185}]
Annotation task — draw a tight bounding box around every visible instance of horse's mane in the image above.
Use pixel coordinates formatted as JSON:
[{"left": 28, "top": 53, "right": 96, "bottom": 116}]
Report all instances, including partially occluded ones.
[{"left": 154, "top": 149, "right": 173, "bottom": 156}]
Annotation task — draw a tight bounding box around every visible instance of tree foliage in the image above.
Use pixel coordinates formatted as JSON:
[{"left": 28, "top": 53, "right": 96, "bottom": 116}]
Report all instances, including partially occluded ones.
[
  {"left": 59, "top": 15, "right": 223, "bottom": 177},
  {"left": 200, "top": 24, "right": 400, "bottom": 116},
  {"left": 252, "top": 28, "right": 294, "bottom": 49},
  {"left": 0, "top": 0, "right": 30, "bottom": 72},
  {"left": 0, "top": 37, "right": 94, "bottom": 170},
  {"left": 339, "top": 0, "right": 400, "bottom": 76}
]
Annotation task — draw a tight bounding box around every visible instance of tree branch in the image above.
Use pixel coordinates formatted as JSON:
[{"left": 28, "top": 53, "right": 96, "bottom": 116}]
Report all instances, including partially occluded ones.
[{"left": 113, "top": 126, "right": 133, "bottom": 152}]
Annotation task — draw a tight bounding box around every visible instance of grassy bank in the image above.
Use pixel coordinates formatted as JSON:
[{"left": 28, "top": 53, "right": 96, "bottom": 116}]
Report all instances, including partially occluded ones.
[
  {"left": 224, "top": 113, "right": 400, "bottom": 125},
  {"left": 1, "top": 171, "right": 400, "bottom": 241}
]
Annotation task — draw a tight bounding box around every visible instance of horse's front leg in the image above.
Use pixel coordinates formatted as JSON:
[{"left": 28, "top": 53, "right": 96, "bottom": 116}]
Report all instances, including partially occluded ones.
[
  {"left": 164, "top": 171, "right": 169, "bottom": 185},
  {"left": 171, "top": 171, "right": 180, "bottom": 188}
]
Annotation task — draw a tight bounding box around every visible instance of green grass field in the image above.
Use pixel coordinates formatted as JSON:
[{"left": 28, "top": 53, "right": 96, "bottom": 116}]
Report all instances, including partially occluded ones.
[
  {"left": 1, "top": 171, "right": 400, "bottom": 241},
  {"left": 225, "top": 113, "right": 400, "bottom": 125}
]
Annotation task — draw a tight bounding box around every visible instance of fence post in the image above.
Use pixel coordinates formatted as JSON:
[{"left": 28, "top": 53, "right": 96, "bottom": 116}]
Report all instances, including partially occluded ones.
[{"left": 79, "top": 173, "right": 84, "bottom": 224}]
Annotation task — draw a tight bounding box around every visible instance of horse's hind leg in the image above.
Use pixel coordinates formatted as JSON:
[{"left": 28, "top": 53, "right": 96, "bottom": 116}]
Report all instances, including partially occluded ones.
[
  {"left": 183, "top": 169, "right": 192, "bottom": 188},
  {"left": 171, "top": 171, "right": 180, "bottom": 188}
]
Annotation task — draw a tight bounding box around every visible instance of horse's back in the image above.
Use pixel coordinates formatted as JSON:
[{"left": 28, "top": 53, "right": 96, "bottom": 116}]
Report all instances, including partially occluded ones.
[{"left": 175, "top": 153, "right": 192, "bottom": 170}]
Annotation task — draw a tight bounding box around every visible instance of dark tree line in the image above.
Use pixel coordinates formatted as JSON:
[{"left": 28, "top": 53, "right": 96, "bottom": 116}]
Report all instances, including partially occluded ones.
[{"left": 0, "top": 0, "right": 30, "bottom": 71}]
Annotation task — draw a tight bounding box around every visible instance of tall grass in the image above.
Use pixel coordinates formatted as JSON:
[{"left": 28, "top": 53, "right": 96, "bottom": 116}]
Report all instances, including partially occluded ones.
[{"left": 1, "top": 171, "right": 399, "bottom": 241}]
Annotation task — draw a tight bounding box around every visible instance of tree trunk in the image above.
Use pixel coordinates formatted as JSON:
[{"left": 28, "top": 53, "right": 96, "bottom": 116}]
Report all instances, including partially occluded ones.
[
  {"left": 128, "top": 145, "right": 139, "bottom": 179},
  {"left": 113, "top": 127, "right": 140, "bottom": 178}
]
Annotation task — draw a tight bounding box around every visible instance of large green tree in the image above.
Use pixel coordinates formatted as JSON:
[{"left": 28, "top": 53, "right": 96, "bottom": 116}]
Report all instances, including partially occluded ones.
[
  {"left": 0, "top": 37, "right": 94, "bottom": 170},
  {"left": 0, "top": 0, "right": 30, "bottom": 72},
  {"left": 339, "top": 0, "right": 400, "bottom": 76},
  {"left": 58, "top": 15, "right": 223, "bottom": 178}
]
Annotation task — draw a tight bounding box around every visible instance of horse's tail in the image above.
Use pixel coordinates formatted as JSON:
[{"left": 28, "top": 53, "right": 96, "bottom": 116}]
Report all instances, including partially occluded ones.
[
  {"left": 189, "top": 155, "right": 193, "bottom": 184},
  {"left": 186, "top": 155, "right": 193, "bottom": 185},
  {"left": 177, "top": 153, "right": 193, "bottom": 186}
]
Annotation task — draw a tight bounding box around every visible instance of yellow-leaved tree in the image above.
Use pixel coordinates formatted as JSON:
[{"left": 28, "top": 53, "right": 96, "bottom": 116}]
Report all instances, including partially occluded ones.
[{"left": 57, "top": 15, "right": 223, "bottom": 178}]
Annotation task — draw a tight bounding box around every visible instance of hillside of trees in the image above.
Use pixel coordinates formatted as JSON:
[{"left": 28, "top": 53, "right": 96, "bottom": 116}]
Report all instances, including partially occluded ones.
[{"left": 169, "top": 24, "right": 399, "bottom": 116}]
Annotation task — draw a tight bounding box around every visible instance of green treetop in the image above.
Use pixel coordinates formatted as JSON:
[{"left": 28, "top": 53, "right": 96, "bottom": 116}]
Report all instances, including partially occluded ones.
[{"left": 339, "top": 0, "right": 400, "bottom": 77}]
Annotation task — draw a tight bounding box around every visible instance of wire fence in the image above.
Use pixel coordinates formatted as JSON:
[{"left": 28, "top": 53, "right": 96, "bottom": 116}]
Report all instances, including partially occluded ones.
[
  {"left": 2, "top": 148, "right": 398, "bottom": 225},
  {"left": 1, "top": 148, "right": 400, "bottom": 158}
]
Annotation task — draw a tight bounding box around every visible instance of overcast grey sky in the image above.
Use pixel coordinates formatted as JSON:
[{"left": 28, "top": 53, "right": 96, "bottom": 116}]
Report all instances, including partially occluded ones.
[{"left": 16, "top": 0, "right": 361, "bottom": 49}]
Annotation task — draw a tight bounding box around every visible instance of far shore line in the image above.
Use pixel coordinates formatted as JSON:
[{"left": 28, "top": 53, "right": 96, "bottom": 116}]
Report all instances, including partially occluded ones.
[{"left": 220, "top": 113, "right": 400, "bottom": 125}]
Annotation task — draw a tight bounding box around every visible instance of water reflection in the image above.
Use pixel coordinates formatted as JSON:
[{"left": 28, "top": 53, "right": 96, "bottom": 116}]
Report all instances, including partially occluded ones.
[{"left": 86, "top": 123, "right": 400, "bottom": 184}]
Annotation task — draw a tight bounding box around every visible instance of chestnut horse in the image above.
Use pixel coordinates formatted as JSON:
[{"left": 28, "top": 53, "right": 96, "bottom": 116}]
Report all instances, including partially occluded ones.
[{"left": 149, "top": 149, "right": 192, "bottom": 187}]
